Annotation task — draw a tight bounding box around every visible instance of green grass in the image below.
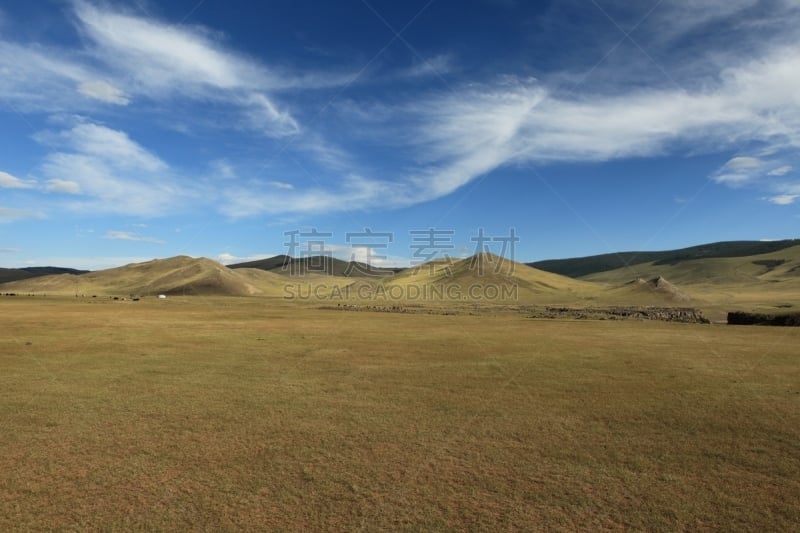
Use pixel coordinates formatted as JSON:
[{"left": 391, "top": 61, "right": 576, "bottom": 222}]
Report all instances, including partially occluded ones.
[{"left": 1, "top": 296, "right": 799, "bottom": 530}]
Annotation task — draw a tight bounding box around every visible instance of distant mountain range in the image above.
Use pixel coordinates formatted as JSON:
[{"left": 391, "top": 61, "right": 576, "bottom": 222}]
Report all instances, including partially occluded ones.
[{"left": 2, "top": 242, "right": 799, "bottom": 319}]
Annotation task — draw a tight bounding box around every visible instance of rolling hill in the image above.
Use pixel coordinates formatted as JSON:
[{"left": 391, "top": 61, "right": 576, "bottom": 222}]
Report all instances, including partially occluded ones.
[
  {"left": 349, "top": 253, "right": 601, "bottom": 304},
  {"left": 601, "top": 276, "right": 692, "bottom": 305},
  {"left": 581, "top": 245, "right": 800, "bottom": 285},
  {"left": 579, "top": 245, "right": 800, "bottom": 318},
  {"left": 0, "top": 256, "right": 290, "bottom": 297},
  {"left": 529, "top": 239, "right": 800, "bottom": 278}
]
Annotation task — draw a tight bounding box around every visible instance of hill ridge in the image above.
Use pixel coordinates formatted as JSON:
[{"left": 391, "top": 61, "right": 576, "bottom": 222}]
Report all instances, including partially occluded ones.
[{"left": 529, "top": 239, "right": 800, "bottom": 278}]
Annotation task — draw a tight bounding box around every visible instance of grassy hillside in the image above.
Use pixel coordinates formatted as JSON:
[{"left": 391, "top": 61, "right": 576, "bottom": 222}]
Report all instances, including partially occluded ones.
[
  {"left": 0, "top": 256, "right": 361, "bottom": 299},
  {"left": 599, "top": 276, "right": 693, "bottom": 306},
  {"left": 530, "top": 239, "right": 800, "bottom": 277},
  {"left": 0, "top": 256, "right": 279, "bottom": 297},
  {"left": 350, "top": 253, "right": 601, "bottom": 305},
  {"left": 581, "top": 245, "right": 800, "bottom": 319},
  {"left": 582, "top": 245, "right": 800, "bottom": 285}
]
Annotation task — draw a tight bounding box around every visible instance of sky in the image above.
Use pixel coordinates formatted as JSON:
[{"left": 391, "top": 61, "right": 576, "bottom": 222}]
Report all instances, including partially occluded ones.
[{"left": 1, "top": 0, "right": 799, "bottom": 270}]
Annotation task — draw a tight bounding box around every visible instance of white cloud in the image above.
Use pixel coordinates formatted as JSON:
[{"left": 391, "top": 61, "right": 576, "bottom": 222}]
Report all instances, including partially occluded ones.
[
  {"left": 649, "top": 0, "right": 762, "bottom": 43},
  {"left": 712, "top": 159, "right": 795, "bottom": 189},
  {"left": 327, "top": 244, "right": 410, "bottom": 268},
  {"left": 72, "top": 1, "right": 302, "bottom": 137},
  {"left": 0, "top": 1, "right": 352, "bottom": 136},
  {"left": 103, "top": 230, "right": 165, "bottom": 244},
  {"left": 768, "top": 165, "right": 793, "bottom": 176},
  {"left": 391, "top": 43, "right": 800, "bottom": 207},
  {"left": 211, "top": 160, "right": 237, "bottom": 180},
  {"left": 77, "top": 80, "right": 129, "bottom": 105},
  {"left": 0, "top": 41, "right": 98, "bottom": 112},
  {"left": 0, "top": 207, "right": 42, "bottom": 222},
  {"left": 0, "top": 171, "right": 35, "bottom": 189},
  {"left": 73, "top": 0, "right": 263, "bottom": 93},
  {"left": 216, "top": 38, "right": 800, "bottom": 216},
  {"left": 45, "top": 179, "right": 82, "bottom": 194},
  {"left": 37, "top": 122, "right": 166, "bottom": 172},
  {"left": 243, "top": 93, "right": 300, "bottom": 137},
  {"left": 216, "top": 252, "right": 273, "bottom": 265},
  {"left": 268, "top": 181, "right": 294, "bottom": 190},
  {"left": 713, "top": 171, "right": 758, "bottom": 186},
  {"left": 220, "top": 174, "right": 406, "bottom": 217},
  {"left": 72, "top": 0, "right": 351, "bottom": 92},
  {"left": 35, "top": 121, "right": 188, "bottom": 217},
  {"left": 767, "top": 194, "right": 798, "bottom": 205},
  {"left": 724, "top": 157, "right": 762, "bottom": 170},
  {"left": 396, "top": 54, "right": 455, "bottom": 80}
]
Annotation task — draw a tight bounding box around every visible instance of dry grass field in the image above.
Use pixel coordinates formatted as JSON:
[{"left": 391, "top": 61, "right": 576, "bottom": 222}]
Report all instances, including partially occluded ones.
[{"left": 1, "top": 295, "right": 798, "bottom": 530}]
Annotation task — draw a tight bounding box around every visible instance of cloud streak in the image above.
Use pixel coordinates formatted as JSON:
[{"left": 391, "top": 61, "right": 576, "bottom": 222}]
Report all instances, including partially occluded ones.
[
  {"left": 77, "top": 80, "right": 130, "bottom": 105},
  {"left": 0, "top": 171, "right": 36, "bottom": 189},
  {"left": 229, "top": 39, "right": 800, "bottom": 216},
  {"left": 104, "top": 230, "right": 165, "bottom": 244},
  {"left": 35, "top": 121, "right": 190, "bottom": 217}
]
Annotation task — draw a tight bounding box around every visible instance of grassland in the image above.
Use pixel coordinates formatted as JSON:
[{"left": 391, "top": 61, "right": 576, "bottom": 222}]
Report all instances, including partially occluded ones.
[{"left": 1, "top": 295, "right": 798, "bottom": 530}]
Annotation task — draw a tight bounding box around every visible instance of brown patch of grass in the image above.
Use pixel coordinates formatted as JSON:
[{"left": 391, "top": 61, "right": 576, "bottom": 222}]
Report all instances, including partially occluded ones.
[{"left": 1, "top": 296, "right": 799, "bottom": 530}]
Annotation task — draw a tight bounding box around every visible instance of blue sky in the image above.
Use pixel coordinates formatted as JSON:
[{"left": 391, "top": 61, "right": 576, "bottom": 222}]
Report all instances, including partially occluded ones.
[{"left": 1, "top": 0, "right": 799, "bottom": 270}]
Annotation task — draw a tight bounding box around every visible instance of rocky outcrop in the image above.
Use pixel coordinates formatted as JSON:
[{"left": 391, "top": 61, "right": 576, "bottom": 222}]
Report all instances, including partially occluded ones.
[
  {"left": 323, "top": 304, "right": 709, "bottom": 323},
  {"left": 538, "top": 306, "right": 708, "bottom": 323}
]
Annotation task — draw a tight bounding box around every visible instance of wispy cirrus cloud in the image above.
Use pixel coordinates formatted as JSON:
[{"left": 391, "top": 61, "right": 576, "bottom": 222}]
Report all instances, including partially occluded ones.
[
  {"left": 216, "top": 252, "right": 274, "bottom": 265},
  {"left": 768, "top": 165, "right": 793, "bottom": 177},
  {"left": 767, "top": 194, "right": 798, "bottom": 205},
  {"left": 268, "top": 181, "right": 294, "bottom": 190},
  {"left": 0, "top": 207, "right": 42, "bottom": 222},
  {"left": 236, "top": 37, "right": 800, "bottom": 217},
  {"left": 45, "top": 179, "right": 82, "bottom": 194},
  {"left": 0, "top": 170, "right": 36, "bottom": 189},
  {"left": 104, "top": 230, "right": 165, "bottom": 244},
  {"left": 69, "top": 0, "right": 353, "bottom": 137},
  {"left": 0, "top": 1, "right": 349, "bottom": 138},
  {"left": 0, "top": 40, "right": 97, "bottom": 112},
  {"left": 35, "top": 122, "right": 167, "bottom": 172},
  {"left": 77, "top": 80, "right": 130, "bottom": 105},
  {"left": 35, "top": 120, "right": 189, "bottom": 216}
]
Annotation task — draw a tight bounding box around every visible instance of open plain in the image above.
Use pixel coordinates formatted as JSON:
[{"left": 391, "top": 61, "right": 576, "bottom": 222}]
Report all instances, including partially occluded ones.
[{"left": 1, "top": 295, "right": 798, "bottom": 530}]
